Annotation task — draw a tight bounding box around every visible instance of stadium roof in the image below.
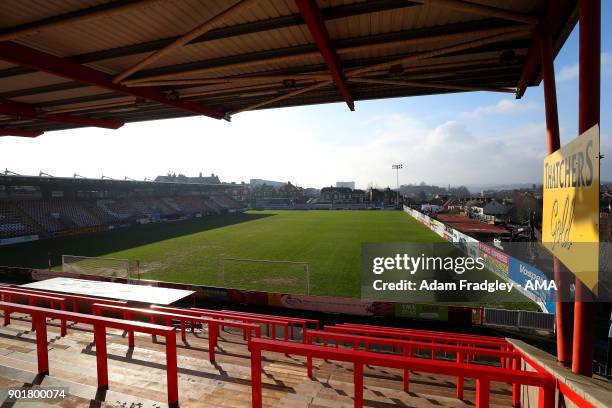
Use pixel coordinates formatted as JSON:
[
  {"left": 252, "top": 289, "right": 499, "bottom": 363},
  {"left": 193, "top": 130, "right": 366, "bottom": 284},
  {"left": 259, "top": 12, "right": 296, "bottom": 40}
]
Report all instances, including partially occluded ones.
[
  {"left": 0, "top": 0, "right": 578, "bottom": 135},
  {"left": 0, "top": 173, "right": 228, "bottom": 190}
]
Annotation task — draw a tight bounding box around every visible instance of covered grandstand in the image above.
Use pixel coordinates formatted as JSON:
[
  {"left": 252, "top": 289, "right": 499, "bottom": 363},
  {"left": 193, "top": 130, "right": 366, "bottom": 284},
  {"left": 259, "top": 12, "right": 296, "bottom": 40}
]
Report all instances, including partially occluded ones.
[{"left": 0, "top": 173, "right": 242, "bottom": 241}]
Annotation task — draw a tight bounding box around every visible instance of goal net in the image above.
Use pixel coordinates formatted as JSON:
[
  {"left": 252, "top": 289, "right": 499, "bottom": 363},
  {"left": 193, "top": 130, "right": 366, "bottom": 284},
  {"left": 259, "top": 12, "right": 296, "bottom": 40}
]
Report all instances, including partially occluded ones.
[
  {"left": 219, "top": 257, "right": 310, "bottom": 295},
  {"left": 62, "top": 255, "right": 131, "bottom": 280}
]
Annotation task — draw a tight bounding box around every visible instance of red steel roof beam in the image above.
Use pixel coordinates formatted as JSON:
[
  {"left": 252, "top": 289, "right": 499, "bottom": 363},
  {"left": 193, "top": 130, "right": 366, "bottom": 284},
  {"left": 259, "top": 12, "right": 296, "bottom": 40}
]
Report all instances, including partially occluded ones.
[
  {"left": 515, "top": 0, "right": 569, "bottom": 98},
  {"left": 0, "top": 128, "right": 43, "bottom": 137},
  {"left": 295, "top": 0, "right": 355, "bottom": 111},
  {"left": 0, "top": 41, "right": 223, "bottom": 120},
  {"left": 0, "top": 100, "right": 123, "bottom": 129}
]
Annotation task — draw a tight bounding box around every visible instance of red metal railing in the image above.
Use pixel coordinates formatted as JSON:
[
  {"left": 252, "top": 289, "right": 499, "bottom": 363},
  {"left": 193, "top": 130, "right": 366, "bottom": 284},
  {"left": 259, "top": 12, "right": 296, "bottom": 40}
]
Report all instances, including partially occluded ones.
[
  {"left": 92, "top": 303, "right": 260, "bottom": 362},
  {"left": 151, "top": 305, "right": 290, "bottom": 342},
  {"left": 325, "top": 324, "right": 507, "bottom": 349},
  {"left": 221, "top": 309, "right": 319, "bottom": 342},
  {"left": 306, "top": 329, "right": 521, "bottom": 402},
  {"left": 250, "top": 338, "right": 556, "bottom": 408},
  {"left": 0, "top": 288, "right": 68, "bottom": 336},
  {"left": 334, "top": 323, "right": 507, "bottom": 343},
  {"left": 190, "top": 307, "right": 292, "bottom": 341},
  {"left": 0, "top": 301, "right": 179, "bottom": 406},
  {"left": 514, "top": 347, "right": 598, "bottom": 408},
  {"left": 1, "top": 285, "right": 128, "bottom": 312}
]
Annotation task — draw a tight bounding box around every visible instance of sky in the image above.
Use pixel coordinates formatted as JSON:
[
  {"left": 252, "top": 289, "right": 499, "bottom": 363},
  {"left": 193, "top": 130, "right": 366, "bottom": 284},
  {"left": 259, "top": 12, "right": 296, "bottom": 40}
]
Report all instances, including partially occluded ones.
[{"left": 1, "top": 6, "right": 611, "bottom": 191}]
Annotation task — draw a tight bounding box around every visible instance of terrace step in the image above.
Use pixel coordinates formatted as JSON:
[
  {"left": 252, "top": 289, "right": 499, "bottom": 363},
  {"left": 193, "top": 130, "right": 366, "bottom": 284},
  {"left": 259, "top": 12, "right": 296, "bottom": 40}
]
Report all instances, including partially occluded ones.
[
  {"left": 0, "top": 313, "right": 514, "bottom": 407},
  {"left": 0, "top": 362, "right": 165, "bottom": 407}
]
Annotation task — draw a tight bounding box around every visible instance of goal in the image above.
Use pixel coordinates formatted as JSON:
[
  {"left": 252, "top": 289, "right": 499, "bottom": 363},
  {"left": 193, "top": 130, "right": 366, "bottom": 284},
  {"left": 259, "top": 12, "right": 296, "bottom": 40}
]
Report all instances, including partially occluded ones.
[
  {"left": 219, "top": 257, "right": 310, "bottom": 295},
  {"left": 61, "top": 254, "right": 132, "bottom": 280}
]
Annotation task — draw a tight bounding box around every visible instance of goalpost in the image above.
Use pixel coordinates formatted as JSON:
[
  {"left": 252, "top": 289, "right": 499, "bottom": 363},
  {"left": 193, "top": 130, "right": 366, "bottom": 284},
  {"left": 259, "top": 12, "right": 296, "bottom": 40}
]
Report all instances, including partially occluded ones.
[
  {"left": 219, "top": 257, "right": 310, "bottom": 295},
  {"left": 61, "top": 254, "right": 133, "bottom": 281}
]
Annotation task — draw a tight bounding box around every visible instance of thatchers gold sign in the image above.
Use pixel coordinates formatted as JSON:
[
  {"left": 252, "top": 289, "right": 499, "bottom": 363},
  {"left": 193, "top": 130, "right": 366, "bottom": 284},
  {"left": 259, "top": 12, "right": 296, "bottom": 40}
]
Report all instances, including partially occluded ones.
[{"left": 542, "top": 125, "right": 600, "bottom": 292}]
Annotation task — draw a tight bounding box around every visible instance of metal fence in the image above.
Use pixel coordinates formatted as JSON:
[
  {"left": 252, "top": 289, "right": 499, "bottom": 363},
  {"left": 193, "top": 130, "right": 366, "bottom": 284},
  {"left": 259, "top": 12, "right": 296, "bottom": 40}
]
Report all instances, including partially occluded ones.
[{"left": 483, "top": 308, "right": 555, "bottom": 333}]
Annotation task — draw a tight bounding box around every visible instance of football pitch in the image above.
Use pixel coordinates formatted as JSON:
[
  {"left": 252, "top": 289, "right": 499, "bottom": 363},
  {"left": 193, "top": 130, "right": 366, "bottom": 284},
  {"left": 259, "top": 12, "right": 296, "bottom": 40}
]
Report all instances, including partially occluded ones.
[{"left": 0, "top": 210, "right": 533, "bottom": 306}]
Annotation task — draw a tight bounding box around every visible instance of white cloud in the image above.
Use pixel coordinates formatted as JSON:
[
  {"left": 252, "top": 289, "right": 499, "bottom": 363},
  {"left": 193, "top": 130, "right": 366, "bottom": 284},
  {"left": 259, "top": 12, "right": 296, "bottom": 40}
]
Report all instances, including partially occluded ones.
[
  {"left": 557, "top": 63, "right": 579, "bottom": 82},
  {"left": 458, "top": 99, "right": 538, "bottom": 119},
  {"left": 556, "top": 52, "right": 612, "bottom": 82}
]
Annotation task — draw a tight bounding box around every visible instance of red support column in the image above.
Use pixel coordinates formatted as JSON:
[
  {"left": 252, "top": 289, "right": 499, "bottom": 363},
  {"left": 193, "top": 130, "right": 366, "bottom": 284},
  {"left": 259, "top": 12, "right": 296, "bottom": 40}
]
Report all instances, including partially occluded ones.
[
  {"left": 353, "top": 361, "right": 363, "bottom": 408},
  {"left": 208, "top": 323, "right": 216, "bottom": 362},
  {"left": 475, "top": 378, "right": 490, "bottom": 408},
  {"left": 573, "top": 0, "right": 600, "bottom": 377},
  {"left": 251, "top": 346, "right": 263, "bottom": 408},
  {"left": 165, "top": 332, "right": 179, "bottom": 407},
  {"left": 59, "top": 301, "right": 67, "bottom": 337},
  {"left": 456, "top": 351, "right": 464, "bottom": 399},
  {"left": 35, "top": 313, "right": 49, "bottom": 375},
  {"left": 539, "top": 32, "right": 573, "bottom": 367},
  {"left": 94, "top": 324, "right": 109, "bottom": 389}
]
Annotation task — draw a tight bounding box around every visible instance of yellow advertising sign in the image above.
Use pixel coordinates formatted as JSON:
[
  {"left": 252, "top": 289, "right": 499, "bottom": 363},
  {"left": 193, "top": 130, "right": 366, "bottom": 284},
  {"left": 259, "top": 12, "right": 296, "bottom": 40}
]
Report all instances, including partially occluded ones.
[{"left": 542, "top": 125, "right": 600, "bottom": 292}]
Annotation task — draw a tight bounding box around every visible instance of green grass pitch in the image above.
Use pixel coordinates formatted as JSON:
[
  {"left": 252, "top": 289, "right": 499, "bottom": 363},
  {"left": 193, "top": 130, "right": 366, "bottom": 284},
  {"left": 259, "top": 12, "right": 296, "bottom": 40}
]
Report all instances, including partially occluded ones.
[{"left": 0, "top": 210, "right": 534, "bottom": 307}]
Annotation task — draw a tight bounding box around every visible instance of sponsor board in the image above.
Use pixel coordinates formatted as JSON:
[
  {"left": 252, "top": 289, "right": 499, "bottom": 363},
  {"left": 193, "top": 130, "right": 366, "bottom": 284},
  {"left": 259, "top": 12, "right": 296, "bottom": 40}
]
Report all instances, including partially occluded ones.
[
  {"left": 394, "top": 303, "right": 448, "bottom": 320},
  {"left": 478, "top": 242, "right": 510, "bottom": 277},
  {"left": 508, "top": 258, "right": 555, "bottom": 313},
  {"left": 542, "top": 125, "right": 600, "bottom": 292}
]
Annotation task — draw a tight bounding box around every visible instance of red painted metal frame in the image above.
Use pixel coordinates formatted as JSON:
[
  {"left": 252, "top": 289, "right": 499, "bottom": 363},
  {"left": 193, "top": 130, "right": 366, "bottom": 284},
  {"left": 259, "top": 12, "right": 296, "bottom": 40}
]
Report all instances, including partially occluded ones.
[
  {"left": 220, "top": 309, "right": 319, "bottom": 343},
  {"left": 0, "top": 128, "right": 44, "bottom": 137},
  {"left": 0, "top": 41, "right": 223, "bottom": 120},
  {"left": 515, "top": 0, "right": 569, "bottom": 98},
  {"left": 0, "top": 100, "right": 124, "bottom": 129},
  {"left": 250, "top": 338, "right": 555, "bottom": 408},
  {"left": 295, "top": 0, "right": 354, "bottom": 111},
  {"left": 335, "top": 323, "right": 507, "bottom": 343},
  {"left": 92, "top": 303, "right": 260, "bottom": 362},
  {"left": 0, "top": 288, "right": 68, "bottom": 336},
  {"left": 306, "top": 329, "right": 519, "bottom": 400},
  {"left": 1, "top": 286, "right": 128, "bottom": 314},
  {"left": 0, "top": 301, "right": 179, "bottom": 406},
  {"left": 189, "top": 307, "right": 289, "bottom": 341},
  {"left": 327, "top": 324, "right": 507, "bottom": 349},
  {"left": 573, "top": 0, "right": 600, "bottom": 377},
  {"left": 539, "top": 30, "right": 573, "bottom": 367},
  {"left": 515, "top": 347, "right": 597, "bottom": 408}
]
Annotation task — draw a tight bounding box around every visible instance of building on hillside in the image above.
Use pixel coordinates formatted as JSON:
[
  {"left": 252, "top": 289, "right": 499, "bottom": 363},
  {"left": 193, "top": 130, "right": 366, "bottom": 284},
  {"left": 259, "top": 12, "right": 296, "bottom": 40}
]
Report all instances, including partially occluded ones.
[
  {"left": 336, "top": 181, "right": 355, "bottom": 189},
  {"left": 366, "top": 187, "right": 400, "bottom": 206},
  {"left": 320, "top": 187, "right": 365, "bottom": 203},
  {"left": 468, "top": 199, "right": 508, "bottom": 223},
  {"left": 250, "top": 179, "right": 284, "bottom": 188},
  {"left": 277, "top": 182, "right": 305, "bottom": 203},
  {"left": 223, "top": 182, "right": 250, "bottom": 205}
]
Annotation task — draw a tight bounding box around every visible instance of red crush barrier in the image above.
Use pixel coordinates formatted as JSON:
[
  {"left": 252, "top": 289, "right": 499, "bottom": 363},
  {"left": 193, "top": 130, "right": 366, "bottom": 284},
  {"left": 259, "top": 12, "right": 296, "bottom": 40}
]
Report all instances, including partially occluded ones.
[
  {"left": 0, "top": 301, "right": 179, "bottom": 406},
  {"left": 249, "top": 338, "right": 555, "bottom": 408},
  {"left": 306, "top": 329, "right": 519, "bottom": 400},
  {"left": 92, "top": 303, "right": 260, "bottom": 362},
  {"left": 190, "top": 307, "right": 291, "bottom": 341},
  {"left": 325, "top": 324, "right": 507, "bottom": 349},
  {"left": 0, "top": 288, "right": 68, "bottom": 336},
  {"left": 335, "top": 323, "right": 506, "bottom": 343},
  {"left": 150, "top": 305, "right": 290, "bottom": 342},
  {"left": 1, "top": 285, "right": 128, "bottom": 312},
  {"left": 221, "top": 309, "right": 319, "bottom": 342}
]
